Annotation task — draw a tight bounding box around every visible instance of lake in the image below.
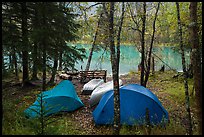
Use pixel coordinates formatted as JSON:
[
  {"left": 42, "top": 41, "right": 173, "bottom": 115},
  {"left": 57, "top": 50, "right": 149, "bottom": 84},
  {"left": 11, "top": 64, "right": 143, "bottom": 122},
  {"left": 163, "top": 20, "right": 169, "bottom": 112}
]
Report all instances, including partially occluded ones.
[
  {"left": 74, "top": 44, "right": 190, "bottom": 76},
  {"left": 3, "top": 43, "right": 190, "bottom": 76}
]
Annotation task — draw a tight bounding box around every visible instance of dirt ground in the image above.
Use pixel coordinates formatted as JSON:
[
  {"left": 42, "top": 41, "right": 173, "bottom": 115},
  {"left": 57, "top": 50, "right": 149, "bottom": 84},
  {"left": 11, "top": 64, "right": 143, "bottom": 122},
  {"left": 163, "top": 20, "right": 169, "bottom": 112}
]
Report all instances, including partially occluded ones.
[
  {"left": 68, "top": 78, "right": 112, "bottom": 134},
  {"left": 67, "top": 75, "right": 154, "bottom": 134},
  {"left": 66, "top": 74, "right": 198, "bottom": 135}
]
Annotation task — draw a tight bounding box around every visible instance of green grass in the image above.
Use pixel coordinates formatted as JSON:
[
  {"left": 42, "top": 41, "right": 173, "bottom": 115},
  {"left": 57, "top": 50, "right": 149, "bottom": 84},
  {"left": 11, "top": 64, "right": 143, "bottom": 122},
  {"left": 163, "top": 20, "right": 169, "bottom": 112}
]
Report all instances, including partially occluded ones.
[
  {"left": 2, "top": 73, "right": 83, "bottom": 135},
  {"left": 148, "top": 70, "right": 194, "bottom": 102},
  {"left": 119, "top": 117, "right": 186, "bottom": 135},
  {"left": 2, "top": 99, "right": 34, "bottom": 135},
  {"left": 128, "top": 70, "right": 139, "bottom": 75},
  {"left": 124, "top": 70, "right": 199, "bottom": 135},
  {"left": 2, "top": 97, "right": 83, "bottom": 135}
]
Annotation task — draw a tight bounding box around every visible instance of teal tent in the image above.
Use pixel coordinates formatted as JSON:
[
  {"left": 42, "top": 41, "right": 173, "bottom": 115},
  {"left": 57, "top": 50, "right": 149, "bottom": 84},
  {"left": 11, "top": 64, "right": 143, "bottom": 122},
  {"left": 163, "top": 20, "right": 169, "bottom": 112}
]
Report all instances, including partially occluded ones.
[{"left": 24, "top": 80, "right": 84, "bottom": 118}]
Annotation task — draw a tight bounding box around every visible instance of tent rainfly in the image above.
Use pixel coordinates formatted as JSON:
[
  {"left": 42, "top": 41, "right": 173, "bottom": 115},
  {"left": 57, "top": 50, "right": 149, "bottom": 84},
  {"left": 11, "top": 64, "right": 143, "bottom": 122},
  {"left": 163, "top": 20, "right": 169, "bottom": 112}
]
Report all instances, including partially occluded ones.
[
  {"left": 92, "top": 84, "right": 169, "bottom": 125},
  {"left": 24, "top": 80, "right": 84, "bottom": 118}
]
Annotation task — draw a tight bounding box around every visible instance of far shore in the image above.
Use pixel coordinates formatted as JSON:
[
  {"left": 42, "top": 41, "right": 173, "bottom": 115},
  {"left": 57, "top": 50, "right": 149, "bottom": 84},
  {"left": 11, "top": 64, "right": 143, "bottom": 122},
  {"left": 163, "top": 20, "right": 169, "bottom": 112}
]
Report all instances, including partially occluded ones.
[{"left": 68, "top": 41, "right": 177, "bottom": 47}]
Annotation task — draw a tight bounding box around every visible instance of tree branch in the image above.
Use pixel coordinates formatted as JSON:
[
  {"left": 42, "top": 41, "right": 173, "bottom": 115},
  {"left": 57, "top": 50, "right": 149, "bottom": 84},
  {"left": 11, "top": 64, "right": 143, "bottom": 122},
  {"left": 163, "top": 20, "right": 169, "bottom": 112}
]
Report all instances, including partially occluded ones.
[
  {"left": 84, "top": 2, "right": 103, "bottom": 11},
  {"left": 127, "top": 2, "right": 141, "bottom": 32},
  {"left": 102, "top": 2, "right": 109, "bottom": 18}
]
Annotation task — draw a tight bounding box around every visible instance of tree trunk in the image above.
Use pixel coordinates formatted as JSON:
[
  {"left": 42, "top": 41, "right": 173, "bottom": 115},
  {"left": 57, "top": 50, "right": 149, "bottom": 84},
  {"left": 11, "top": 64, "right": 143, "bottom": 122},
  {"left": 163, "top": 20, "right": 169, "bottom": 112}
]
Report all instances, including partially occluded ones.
[
  {"left": 42, "top": 42, "right": 46, "bottom": 91},
  {"left": 42, "top": 40, "right": 46, "bottom": 91},
  {"left": 12, "top": 47, "right": 18, "bottom": 79},
  {"left": 42, "top": 3, "right": 46, "bottom": 91},
  {"left": 189, "top": 2, "right": 202, "bottom": 135},
  {"left": 176, "top": 2, "right": 193, "bottom": 135},
  {"left": 32, "top": 7, "right": 39, "bottom": 80},
  {"left": 116, "top": 2, "right": 125, "bottom": 74},
  {"left": 144, "top": 2, "right": 160, "bottom": 87},
  {"left": 187, "top": 51, "right": 193, "bottom": 78},
  {"left": 140, "top": 2, "right": 146, "bottom": 86},
  {"left": 11, "top": 50, "right": 15, "bottom": 73},
  {"left": 32, "top": 42, "right": 39, "bottom": 80},
  {"left": 85, "top": 13, "right": 102, "bottom": 71},
  {"left": 2, "top": 46, "right": 5, "bottom": 75},
  {"left": 9, "top": 19, "right": 17, "bottom": 76},
  {"left": 21, "top": 2, "right": 29, "bottom": 87},
  {"left": 9, "top": 53, "right": 12, "bottom": 70},
  {"left": 113, "top": 2, "right": 125, "bottom": 134},
  {"left": 105, "top": 2, "right": 120, "bottom": 135},
  {"left": 85, "top": 42, "right": 94, "bottom": 71},
  {"left": 58, "top": 52, "right": 62, "bottom": 71},
  {"left": 48, "top": 56, "right": 58, "bottom": 85},
  {"left": 22, "top": 51, "right": 29, "bottom": 85},
  {"left": 152, "top": 56, "right": 155, "bottom": 75}
]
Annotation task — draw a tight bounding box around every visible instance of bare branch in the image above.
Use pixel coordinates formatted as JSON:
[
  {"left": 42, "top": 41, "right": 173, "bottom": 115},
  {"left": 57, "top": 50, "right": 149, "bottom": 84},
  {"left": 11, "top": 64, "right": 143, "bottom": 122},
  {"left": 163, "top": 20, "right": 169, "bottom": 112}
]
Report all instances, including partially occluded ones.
[
  {"left": 127, "top": 2, "right": 141, "bottom": 33},
  {"left": 84, "top": 2, "right": 103, "bottom": 11},
  {"left": 102, "top": 2, "right": 109, "bottom": 18}
]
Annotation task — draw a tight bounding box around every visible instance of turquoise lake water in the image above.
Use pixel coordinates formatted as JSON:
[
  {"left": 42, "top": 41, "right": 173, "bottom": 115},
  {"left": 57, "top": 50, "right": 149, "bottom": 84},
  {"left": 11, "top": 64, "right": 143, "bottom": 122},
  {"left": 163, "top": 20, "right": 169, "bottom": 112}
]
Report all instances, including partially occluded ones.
[
  {"left": 3, "top": 44, "right": 190, "bottom": 76},
  {"left": 74, "top": 44, "right": 190, "bottom": 76}
]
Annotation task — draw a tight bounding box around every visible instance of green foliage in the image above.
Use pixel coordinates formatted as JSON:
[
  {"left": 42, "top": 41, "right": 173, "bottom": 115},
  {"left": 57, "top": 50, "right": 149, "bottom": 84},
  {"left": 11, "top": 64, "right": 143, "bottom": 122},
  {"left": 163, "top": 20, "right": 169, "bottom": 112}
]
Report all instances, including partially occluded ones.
[
  {"left": 53, "top": 115, "right": 85, "bottom": 135},
  {"left": 2, "top": 99, "right": 35, "bottom": 135},
  {"left": 2, "top": 1, "right": 202, "bottom": 134},
  {"left": 119, "top": 118, "right": 187, "bottom": 135},
  {"left": 75, "top": 2, "right": 202, "bottom": 51},
  {"left": 150, "top": 118, "right": 186, "bottom": 135},
  {"left": 2, "top": 93, "right": 82, "bottom": 135},
  {"left": 2, "top": 2, "right": 86, "bottom": 81},
  {"left": 27, "top": 91, "right": 72, "bottom": 135},
  {"left": 2, "top": 2, "right": 22, "bottom": 73},
  {"left": 120, "top": 125, "right": 144, "bottom": 135},
  {"left": 26, "top": 117, "right": 60, "bottom": 135},
  {"left": 128, "top": 70, "right": 139, "bottom": 75},
  {"left": 30, "top": 2, "right": 85, "bottom": 72},
  {"left": 62, "top": 43, "right": 86, "bottom": 71}
]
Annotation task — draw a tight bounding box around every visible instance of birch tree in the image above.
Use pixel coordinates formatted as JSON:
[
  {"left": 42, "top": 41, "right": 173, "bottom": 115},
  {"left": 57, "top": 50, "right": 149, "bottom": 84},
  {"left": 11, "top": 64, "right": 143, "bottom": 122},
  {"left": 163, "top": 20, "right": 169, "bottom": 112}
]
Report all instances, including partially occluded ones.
[
  {"left": 176, "top": 2, "right": 193, "bottom": 135},
  {"left": 140, "top": 2, "right": 146, "bottom": 86},
  {"left": 102, "top": 2, "right": 125, "bottom": 135},
  {"left": 143, "top": 2, "right": 160, "bottom": 87},
  {"left": 108, "top": 2, "right": 120, "bottom": 134},
  {"left": 85, "top": 12, "right": 103, "bottom": 71}
]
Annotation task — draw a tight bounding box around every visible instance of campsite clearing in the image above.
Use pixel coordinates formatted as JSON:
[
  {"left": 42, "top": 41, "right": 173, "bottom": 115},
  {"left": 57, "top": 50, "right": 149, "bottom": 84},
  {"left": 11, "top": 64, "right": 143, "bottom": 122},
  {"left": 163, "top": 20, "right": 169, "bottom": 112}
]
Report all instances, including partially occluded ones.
[{"left": 2, "top": 70, "right": 199, "bottom": 135}]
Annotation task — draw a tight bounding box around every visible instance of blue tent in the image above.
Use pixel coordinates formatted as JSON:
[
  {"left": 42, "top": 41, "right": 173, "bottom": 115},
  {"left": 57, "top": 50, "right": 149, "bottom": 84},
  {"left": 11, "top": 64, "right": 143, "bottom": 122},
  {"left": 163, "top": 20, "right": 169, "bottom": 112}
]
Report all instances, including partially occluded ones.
[
  {"left": 24, "top": 80, "right": 84, "bottom": 118},
  {"left": 93, "top": 84, "right": 169, "bottom": 125}
]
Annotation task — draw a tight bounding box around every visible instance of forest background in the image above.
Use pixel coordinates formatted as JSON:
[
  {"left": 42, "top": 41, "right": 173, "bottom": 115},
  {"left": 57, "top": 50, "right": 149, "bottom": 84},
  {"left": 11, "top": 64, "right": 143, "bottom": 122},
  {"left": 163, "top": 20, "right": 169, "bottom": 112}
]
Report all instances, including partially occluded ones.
[{"left": 2, "top": 2, "right": 202, "bottom": 135}]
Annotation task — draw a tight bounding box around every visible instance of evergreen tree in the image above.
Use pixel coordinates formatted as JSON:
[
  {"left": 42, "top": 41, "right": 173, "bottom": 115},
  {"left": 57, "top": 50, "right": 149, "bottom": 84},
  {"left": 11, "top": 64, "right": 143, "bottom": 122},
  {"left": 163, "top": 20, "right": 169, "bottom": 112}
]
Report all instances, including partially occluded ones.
[
  {"left": 2, "top": 2, "right": 86, "bottom": 88},
  {"left": 2, "top": 2, "right": 21, "bottom": 78},
  {"left": 20, "top": 2, "right": 30, "bottom": 87}
]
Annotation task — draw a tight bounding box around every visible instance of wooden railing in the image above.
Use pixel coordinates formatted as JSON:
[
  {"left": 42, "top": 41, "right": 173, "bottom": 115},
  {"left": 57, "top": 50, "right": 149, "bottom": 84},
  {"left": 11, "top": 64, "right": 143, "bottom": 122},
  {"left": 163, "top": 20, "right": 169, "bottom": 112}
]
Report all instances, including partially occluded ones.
[{"left": 78, "top": 70, "right": 107, "bottom": 83}]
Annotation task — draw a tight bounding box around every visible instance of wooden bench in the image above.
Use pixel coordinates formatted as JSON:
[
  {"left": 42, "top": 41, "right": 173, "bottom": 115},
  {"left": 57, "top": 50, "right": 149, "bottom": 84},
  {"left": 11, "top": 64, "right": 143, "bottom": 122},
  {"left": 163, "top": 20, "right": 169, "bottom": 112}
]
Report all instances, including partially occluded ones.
[{"left": 79, "top": 70, "right": 107, "bottom": 83}]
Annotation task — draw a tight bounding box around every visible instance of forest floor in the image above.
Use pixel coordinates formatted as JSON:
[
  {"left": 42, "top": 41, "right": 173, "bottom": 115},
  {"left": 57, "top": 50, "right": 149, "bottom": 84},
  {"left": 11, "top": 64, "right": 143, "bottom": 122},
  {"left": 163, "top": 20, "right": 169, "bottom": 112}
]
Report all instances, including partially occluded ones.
[{"left": 2, "top": 70, "right": 200, "bottom": 135}]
